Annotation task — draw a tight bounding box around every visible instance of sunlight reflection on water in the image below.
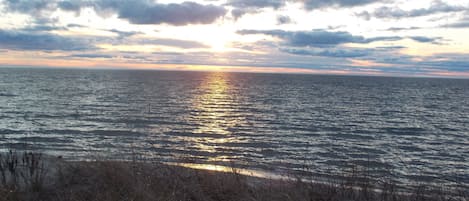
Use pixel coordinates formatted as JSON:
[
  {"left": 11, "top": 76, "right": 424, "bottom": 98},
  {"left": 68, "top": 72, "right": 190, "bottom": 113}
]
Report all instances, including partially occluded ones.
[
  {"left": 1, "top": 69, "right": 468, "bottom": 188},
  {"left": 170, "top": 162, "right": 287, "bottom": 180},
  {"left": 190, "top": 72, "right": 245, "bottom": 163}
]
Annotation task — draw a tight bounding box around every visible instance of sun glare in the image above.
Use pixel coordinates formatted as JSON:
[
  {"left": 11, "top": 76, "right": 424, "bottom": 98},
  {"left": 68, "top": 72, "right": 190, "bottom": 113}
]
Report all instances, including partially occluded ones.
[{"left": 210, "top": 39, "right": 228, "bottom": 52}]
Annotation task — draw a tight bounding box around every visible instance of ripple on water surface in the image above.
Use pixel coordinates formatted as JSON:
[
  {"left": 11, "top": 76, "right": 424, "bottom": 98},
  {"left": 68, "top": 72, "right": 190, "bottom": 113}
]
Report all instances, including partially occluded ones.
[{"left": 0, "top": 68, "right": 468, "bottom": 189}]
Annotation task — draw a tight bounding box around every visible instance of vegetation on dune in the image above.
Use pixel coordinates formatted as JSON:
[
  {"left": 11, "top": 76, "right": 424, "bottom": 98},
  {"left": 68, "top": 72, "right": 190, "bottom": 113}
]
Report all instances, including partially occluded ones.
[{"left": 0, "top": 151, "right": 467, "bottom": 201}]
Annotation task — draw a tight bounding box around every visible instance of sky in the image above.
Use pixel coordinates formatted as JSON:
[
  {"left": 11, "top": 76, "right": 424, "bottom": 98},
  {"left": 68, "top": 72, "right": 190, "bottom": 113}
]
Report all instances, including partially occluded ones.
[{"left": 0, "top": 0, "right": 468, "bottom": 77}]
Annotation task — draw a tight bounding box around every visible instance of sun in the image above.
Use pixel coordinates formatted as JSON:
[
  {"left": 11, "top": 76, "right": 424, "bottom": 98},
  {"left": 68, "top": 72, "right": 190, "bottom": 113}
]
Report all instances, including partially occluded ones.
[
  {"left": 209, "top": 38, "right": 228, "bottom": 52},
  {"left": 197, "top": 24, "right": 237, "bottom": 52}
]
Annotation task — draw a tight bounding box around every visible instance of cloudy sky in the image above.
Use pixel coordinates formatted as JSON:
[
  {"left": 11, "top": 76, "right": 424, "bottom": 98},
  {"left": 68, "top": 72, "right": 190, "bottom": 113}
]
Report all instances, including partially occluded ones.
[{"left": 0, "top": 0, "right": 468, "bottom": 77}]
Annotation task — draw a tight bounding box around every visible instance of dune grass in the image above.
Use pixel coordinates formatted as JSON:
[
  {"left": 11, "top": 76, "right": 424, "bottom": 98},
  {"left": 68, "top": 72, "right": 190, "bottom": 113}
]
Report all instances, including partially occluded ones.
[{"left": 0, "top": 151, "right": 467, "bottom": 201}]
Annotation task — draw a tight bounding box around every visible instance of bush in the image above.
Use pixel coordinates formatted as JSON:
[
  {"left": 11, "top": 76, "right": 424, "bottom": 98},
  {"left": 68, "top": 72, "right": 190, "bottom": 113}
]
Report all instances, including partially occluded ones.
[{"left": 0, "top": 151, "right": 467, "bottom": 201}]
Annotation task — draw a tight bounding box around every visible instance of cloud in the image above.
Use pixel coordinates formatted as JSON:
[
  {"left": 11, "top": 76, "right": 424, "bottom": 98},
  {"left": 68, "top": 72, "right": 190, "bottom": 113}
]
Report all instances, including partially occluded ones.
[
  {"left": 445, "top": 16, "right": 469, "bottom": 28},
  {"left": 57, "top": 1, "right": 85, "bottom": 13},
  {"left": 418, "top": 53, "right": 469, "bottom": 72},
  {"left": 66, "top": 24, "right": 87, "bottom": 28},
  {"left": 237, "top": 29, "right": 402, "bottom": 46},
  {"left": 277, "top": 15, "right": 292, "bottom": 25},
  {"left": 238, "top": 29, "right": 446, "bottom": 47},
  {"left": 227, "top": 0, "right": 285, "bottom": 9},
  {"left": 358, "top": 0, "right": 467, "bottom": 19},
  {"left": 376, "top": 46, "right": 406, "bottom": 49},
  {"left": 138, "top": 38, "right": 210, "bottom": 49},
  {"left": 408, "top": 36, "right": 443, "bottom": 44},
  {"left": 107, "top": 29, "right": 140, "bottom": 38},
  {"left": 297, "top": 0, "right": 383, "bottom": 10},
  {"left": 227, "top": 0, "right": 284, "bottom": 20},
  {"left": 226, "top": 0, "right": 383, "bottom": 12},
  {"left": 385, "top": 27, "right": 421, "bottom": 32},
  {"left": 5, "top": 0, "right": 227, "bottom": 26},
  {"left": 0, "top": 30, "right": 93, "bottom": 51},
  {"left": 3, "top": 0, "right": 54, "bottom": 14},
  {"left": 70, "top": 53, "right": 113, "bottom": 58},
  {"left": 231, "top": 8, "right": 260, "bottom": 20},
  {"left": 282, "top": 48, "right": 371, "bottom": 58},
  {"left": 446, "top": 21, "right": 469, "bottom": 28},
  {"left": 226, "top": 0, "right": 383, "bottom": 18},
  {"left": 425, "top": 60, "right": 469, "bottom": 72},
  {"left": 227, "top": 0, "right": 384, "bottom": 10},
  {"left": 111, "top": 1, "right": 226, "bottom": 25},
  {"left": 20, "top": 25, "right": 66, "bottom": 32},
  {"left": 75, "top": 0, "right": 226, "bottom": 26}
]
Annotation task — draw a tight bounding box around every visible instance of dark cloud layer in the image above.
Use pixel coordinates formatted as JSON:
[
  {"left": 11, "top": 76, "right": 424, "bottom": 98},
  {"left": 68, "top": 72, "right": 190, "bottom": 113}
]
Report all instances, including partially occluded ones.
[
  {"left": 297, "top": 0, "right": 382, "bottom": 10},
  {"left": 57, "top": 1, "right": 83, "bottom": 12},
  {"left": 110, "top": 1, "right": 227, "bottom": 25},
  {"left": 5, "top": 0, "right": 227, "bottom": 26},
  {"left": 238, "top": 29, "right": 445, "bottom": 47},
  {"left": 237, "top": 29, "right": 402, "bottom": 46},
  {"left": 3, "top": 0, "right": 53, "bottom": 14},
  {"left": 0, "top": 30, "right": 92, "bottom": 51}
]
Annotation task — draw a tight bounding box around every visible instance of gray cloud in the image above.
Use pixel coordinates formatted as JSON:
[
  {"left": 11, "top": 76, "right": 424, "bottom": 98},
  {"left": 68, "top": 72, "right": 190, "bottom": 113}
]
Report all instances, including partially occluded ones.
[
  {"left": 277, "top": 15, "right": 292, "bottom": 25},
  {"left": 297, "top": 0, "right": 383, "bottom": 10},
  {"left": 282, "top": 48, "right": 371, "bottom": 57},
  {"left": 227, "top": 0, "right": 383, "bottom": 10},
  {"left": 5, "top": 0, "right": 227, "bottom": 26},
  {"left": 445, "top": 16, "right": 469, "bottom": 28},
  {"left": 385, "top": 27, "right": 421, "bottom": 32},
  {"left": 107, "top": 29, "right": 141, "bottom": 38},
  {"left": 409, "top": 36, "right": 443, "bottom": 44},
  {"left": 20, "top": 25, "right": 66, "bottom": 32},
  {"left": 70, "top": 53, "right": 113, "bottom": 58},
  {"left": 0, "top": 30, "right": 93, "bottom": 51},
  {"left": 227, "top": 0, "right": 283, "bottom": 20},
  {"left": 446, "top": 21, "right": 469, "bottom": 28},
  {"left": 113, "top": 1, "right": 226, "bottom": 25},
  {"left": 376, "top": 46, "right": 406, "bottom": 49},
  {"left": 358, "top": 0, "right": 467, "bottom": 19},
  {"left": 227, "top": 0, "right": 285, "bottom": 9},
  {"left": 424, "top": 60, "right": 469, "bottom": 72},
  {"left": 237, "top": 29, "right": 402, "bottom": 46},
  {"left": 3, "top": 0, "right": 54, "bottom": 14},
  {"left": 238, "top": 29, "right": 445, "bottom": 47},
  {"left": 225, "top": 0, "right": 386, "bottom": 19},
  {"left": 57, "top": 1, "right": 84, "bottom": 12},
  {"left": 231, "top": 8, "right": 260, "bottom": 20},
  {"left": 66, "top": 24, "right": 87, "bottom": 28}
]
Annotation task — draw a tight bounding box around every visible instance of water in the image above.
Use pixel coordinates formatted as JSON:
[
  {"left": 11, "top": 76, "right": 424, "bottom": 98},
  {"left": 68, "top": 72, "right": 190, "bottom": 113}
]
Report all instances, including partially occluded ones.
[{"left": 1, "top": 68, "right": 468, "bottom": 188}]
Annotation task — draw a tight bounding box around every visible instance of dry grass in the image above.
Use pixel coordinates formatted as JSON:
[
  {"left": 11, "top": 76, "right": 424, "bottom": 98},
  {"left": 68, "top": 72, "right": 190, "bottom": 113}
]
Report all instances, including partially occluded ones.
[{"left": 0, "top": 151, "right": 467, "bottom": 201}]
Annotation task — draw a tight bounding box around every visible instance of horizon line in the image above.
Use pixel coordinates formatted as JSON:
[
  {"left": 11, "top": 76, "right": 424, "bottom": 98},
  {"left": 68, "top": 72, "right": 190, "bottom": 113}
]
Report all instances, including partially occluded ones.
[{"left": 1, "top": 64, "right": 468, "bottom": 80}]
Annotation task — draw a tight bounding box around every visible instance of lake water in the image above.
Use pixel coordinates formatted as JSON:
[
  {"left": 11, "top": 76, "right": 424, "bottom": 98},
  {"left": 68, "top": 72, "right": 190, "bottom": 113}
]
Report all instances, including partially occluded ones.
[{"left": 0, "top": 68, "right": 468, "bottom": 188}]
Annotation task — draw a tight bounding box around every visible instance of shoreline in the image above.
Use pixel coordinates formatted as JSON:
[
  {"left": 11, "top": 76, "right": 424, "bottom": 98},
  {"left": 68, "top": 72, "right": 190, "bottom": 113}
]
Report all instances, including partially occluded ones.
[{"left": 1, "top": 151, "right": 467, "bottom": 201}]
